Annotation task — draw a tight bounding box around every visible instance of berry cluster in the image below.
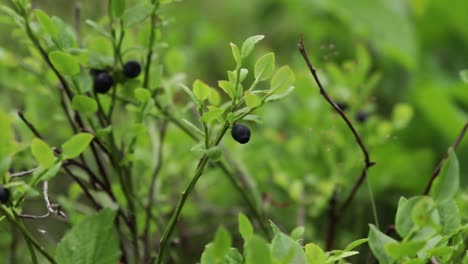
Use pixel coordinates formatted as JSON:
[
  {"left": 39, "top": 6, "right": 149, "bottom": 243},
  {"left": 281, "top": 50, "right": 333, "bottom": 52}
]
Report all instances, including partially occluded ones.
[{"left": 90, "top": 61, "right": 142, "bottom": 94}]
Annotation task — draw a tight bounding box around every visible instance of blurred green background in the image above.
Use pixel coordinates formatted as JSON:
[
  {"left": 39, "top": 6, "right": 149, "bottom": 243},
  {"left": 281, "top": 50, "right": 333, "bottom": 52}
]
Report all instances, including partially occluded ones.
[{"left": 1, "top": 0, "right": 467, "bottom": 262}]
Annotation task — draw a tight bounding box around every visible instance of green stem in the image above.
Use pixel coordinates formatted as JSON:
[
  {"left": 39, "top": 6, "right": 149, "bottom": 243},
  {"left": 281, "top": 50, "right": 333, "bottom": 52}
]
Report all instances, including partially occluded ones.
[
  {"left": 24, "top": 236, "right": 38, "bottom": 264},
  {"left": 1, "top": 207, "right": 57, "bottom": 264},
  {"left": 366, "top": 178, "right": 380, "bottom": 229},
  {"left": 156, "top": 123, "right": 230, "bottom": 264}
]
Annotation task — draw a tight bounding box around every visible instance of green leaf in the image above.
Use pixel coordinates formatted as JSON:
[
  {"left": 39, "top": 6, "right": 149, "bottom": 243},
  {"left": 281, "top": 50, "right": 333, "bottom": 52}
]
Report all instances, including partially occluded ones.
[
  {"left": 385, "top": 241, "right": 426, "bottom": 258},
  {"left": 122, "top": 3, "right": 154, "bottom": 28},
  {"left": 61, "top": 133, "right": 94, "bottom": 159},
  {"left": 245, "top": 92, "right": 262, "bottom": 109},
  {"left": 437, "top": 200, "right": 461, "bottom": 235},
  {"left": 181, "top": 119, "right": 204, "bottom": 137},
  {"left": 238, "top": 213, "right": 253, "bottom": 241},
  {"left": 208, "top": 89, "right": 221, "bottom": 106},
  {"left": 460, "top": 69, "right": 468, "bottom": 83},
  {"left": 55, "top": 209, "right": 120, "bottom": 264},
  {"left": 31, "top": 138, "right": 55, "bottom": 168},
  {"left": 35, "top": 9, "right": 59, "bottom": 37},
  {"left": 241, "top": 35, "right": 264, "bottom": 59},
  {"left": 201, "top": 107, "right": 224, "bottom": 123},
  {"left": 49, "top": 51, "right": 80, "bottom": 76},
  {"left": 344, "top": 238, "right": 369, "bottom": 251},
  {"left": 72, "top": 95, "right": 98, "bottom": 113},
  {"left": 111, "top": 0, "right": 125, "bottom": 17},
  {"left": 271, "top": 66, "right": 295, "bottom": 94},
  {"left": 245, "top": 235, "right": 272, "bottom": 264},
  {"left": 38, "top": 161, "right": 62, "bottom": 181},
  {"left": 266, "top": 86, "right": 295, "bottom": 103},
  {"left": 230, "top": 43, "right": 241, "bottom": 67},
  {"left": 212, "top": 226, "right": 232, "bottom": 260},
  {"left": 395, "top": 196, "right": 423, "bottom": 237},
  {"left": 206, "top": 146, "right": 222, "bottom": 161},
  {"left": 304, "top": 243, "right": 326, "bottom": 264},
  {"left": 193, "top": 80, "right": 211, "bottom": 102},
  {"left": 218, "top": 80, "right": 236, "bottom": 99},
  {"left": 254, "top": 53, "right": 275, "bottom": 81},
  {"left": 85, "top": 20, "right": 112, "bottom": 39},
  {"left": 180, "top": 84, "right": 201, "bottom": 109},
  {"left": 368, "top": 224, "right": 397, "bottom": 264},
  {"left": 430, "top": 148, "right": 460, "bottom": 203},
  {"left": 327, "top": 251, "right": 360, "bottom": 262},
  {"left": 134, "top": 88, "right": 151, "bottom": 103},
  {"left": 271, "top": 232, "right": 307, "bottom": 264},
  {"left": 290, "top": 226, "right": 305, "bottom": 242}
]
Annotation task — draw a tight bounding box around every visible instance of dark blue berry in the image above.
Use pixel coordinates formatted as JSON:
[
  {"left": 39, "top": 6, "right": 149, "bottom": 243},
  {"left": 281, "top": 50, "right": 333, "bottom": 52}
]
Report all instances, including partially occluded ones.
[
  {"left": 336, "top": 101, "right": 348, "bottom": 112},
  {"left": 355, "top": 111, "right": 369, "bottom": 123},
  {"left": 93, "top": 71, "right": 114, "bottom": 94},
  {"left": 123, "top": 61, "right": 141, "bottom": 78},
  {"left": 231, "top": 124, "right": 251, "bottom": 144},
  {"left": 0, "top": 186, "right": 10, "bottom": 204}
]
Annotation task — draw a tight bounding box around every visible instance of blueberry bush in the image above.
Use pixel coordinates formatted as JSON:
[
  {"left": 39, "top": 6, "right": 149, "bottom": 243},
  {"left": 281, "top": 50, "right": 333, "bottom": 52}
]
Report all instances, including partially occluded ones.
[{"left": 0, "top": 0, "right": 467, "bottom": 263}]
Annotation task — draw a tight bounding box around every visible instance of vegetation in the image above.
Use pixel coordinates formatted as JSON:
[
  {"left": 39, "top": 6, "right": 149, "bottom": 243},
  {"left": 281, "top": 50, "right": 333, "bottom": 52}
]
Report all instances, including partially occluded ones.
[{"left": 0, "top": 0, "right": 467, "bottom": 263}]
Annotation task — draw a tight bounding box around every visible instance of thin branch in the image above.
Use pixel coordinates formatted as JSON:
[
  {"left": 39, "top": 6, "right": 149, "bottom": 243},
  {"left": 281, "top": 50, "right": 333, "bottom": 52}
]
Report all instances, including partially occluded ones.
[
  {"left": 298, "top": 35, "right": 375, "bottom": 250},
  {"left": 18, "top": 111, "right": 43, "bottom": 139},
  {"left": 423, "top": 121, "right": 468, "bottom": 195},
  {"left": 11, "top": 169, "right": 37, "bottom": 178}
]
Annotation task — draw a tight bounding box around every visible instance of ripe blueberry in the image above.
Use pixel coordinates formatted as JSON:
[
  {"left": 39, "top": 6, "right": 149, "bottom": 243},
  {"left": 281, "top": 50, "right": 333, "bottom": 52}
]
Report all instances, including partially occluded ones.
[
  {"left": 123, "top": 61, "right": 141, "bottom": 78},
  {"left": 93, "top": 71, "right": 114, "bottom": 94},
  {"left": 0, "top": 186, "right": 10, "bottom": 204},
  {"left": 231, "top": 124, "right": 251, "bottom": 144},
  {"left": 355, "top": 111, "right": 369, "bottom": 123}
]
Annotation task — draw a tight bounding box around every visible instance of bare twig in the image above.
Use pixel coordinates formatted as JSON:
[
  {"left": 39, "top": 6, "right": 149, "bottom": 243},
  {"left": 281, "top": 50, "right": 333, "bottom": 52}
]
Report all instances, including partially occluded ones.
[
  {"left": 18, "top": 112, "right": 43, "bottom": 139},
  {"left": 423, "top": 121, "right": 468, "bottom": 195},
  {"left": 298, "top": 35, "right": 375, "bottom": 250},
  {"left": 11, "top": 169, "right": 37, "bottom": 178},
  {"left": 19, "top": 182, "right": 66, "bottom": 219}
]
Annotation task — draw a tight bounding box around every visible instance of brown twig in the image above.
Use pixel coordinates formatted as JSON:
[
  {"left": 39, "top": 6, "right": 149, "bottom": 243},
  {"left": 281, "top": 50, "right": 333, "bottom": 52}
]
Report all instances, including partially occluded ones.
[
  {"left": 298, "top": 35, "right": 375, "bottom": 250},
  {"left": 423, "top": 121, "right": 468, "bottom": 195},
  {"left": 18, "top": 111, "right": 43, "bottom": 139}
]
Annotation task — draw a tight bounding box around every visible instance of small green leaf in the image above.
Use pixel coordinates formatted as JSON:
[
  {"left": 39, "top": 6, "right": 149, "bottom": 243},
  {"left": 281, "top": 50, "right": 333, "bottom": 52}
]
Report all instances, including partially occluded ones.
[
  {"left": 271, "top": 232, "right": 307, "bottom": 264},
  {"left": 230, "top": 43, "right": 241, "bottom": 67},
  {"left": 290, "top": 226, "right": 305, "bottom": 242},
  {"left": 72, "top": 95, "right": 98, "bottom": 113},
  {"left": 182, "top": 119, "right": 204, "bottom": 137},
  {"left": 180, "top": 84, "right": 201, "bottom": 109},
  {"left": 193, "top": 80, "right": 211, "bottom": 102},
  {"left": 134, "top": 88, "right": 151, "bottom": 103},
  {"left": 241, "top": 35, "right": 264, "bottom": 59},
  {"left": 31, "top": 138, "right": 55, "bottom": 168},
  {"left": 368, "top": 224, "right": 397, "bottom": 264},
  {"left": 208, "top": 89, "right": 221, "bottom": 106},
  {"left": 218, "top": 80, "right": 236, "bottom": 99},
  {"left": 245, "top": 235, "right": 272, "bottom": 264},
  {"left": 206, "top": 146, "right": 222, "bottom": 161},
  {"left": 430, "top": 148, "right": 460, "bottom": 204},
  {"left": 385, "top": 241, "right": 426, "bottom": 258},
  {"left": 266, "top": 86, "right": 295, "bottom": 103},
  {"left": 327, "top": 251, "right": 360, "bottom": 262},
  {"left": 460, "top": 69, "right": 468, "bottom": 83},
  {"left": 395, "top": 196, "right": 423, "bottom": 237},
  {"left": 56, "top": 209, "right": 119, "bottom": 264},
  {"left": 254, "top": 53, "right": 275, "bottom": 81},
  {"left": 41, "top": 161, "right": 63, "bottom": 181},
  {"left": 35, "top": 9, "right": 59, "bottom": 37},
  {"left": 201, "top": 108, "right": 224, "bottom": 123},
  {"left": 122, "top": 3, "right": 154, "bottom": 28},
  {"left": 238, "top": 213, "right": 253, "bottom": 241},
  {"left": 85, "top": 20, "right": 112, "bottom": 39},
  {"left": 62, "top": 133, "right": 94, "bottom": 159},
  {"left": 245, "top": 92, "right": 262, "bottom": 109},
  {"left": 212, "top": 227, "right": 232, "bottom": 260},
  {"left": 49, "top": 51, "right": 80, "bottom": 76},
  {"left": 111, "top": 0, "right": 126, "bottom": 17},
  {"left": 344, "top": 238, "right": 369, "bottom": 251},
  {"left": 271, "top": 66, "right": 295, "bottom": 94},
  {"left": 437, "top": 200, "right": 461, "bottom": 235},
  {"left": 305, "top": 243, "right": 326, "bottom": 264}
]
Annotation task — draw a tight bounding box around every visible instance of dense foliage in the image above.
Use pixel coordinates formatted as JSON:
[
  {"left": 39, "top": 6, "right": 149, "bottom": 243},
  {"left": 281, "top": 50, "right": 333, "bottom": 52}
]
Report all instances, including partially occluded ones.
[{"left": 0, "top": 0, "right": 467, "bottom": 263}]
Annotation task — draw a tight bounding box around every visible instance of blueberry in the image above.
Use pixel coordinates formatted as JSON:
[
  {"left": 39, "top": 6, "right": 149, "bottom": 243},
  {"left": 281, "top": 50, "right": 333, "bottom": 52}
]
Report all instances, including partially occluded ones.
[
  {"left": 336, "top": 101, "right": 348, "bottom": 112},
  {"left": 231, "top": 124, "right": 251, "bottom": 144},
  {"left": 0, "top": 186, "right": 10, "bottom": 204},
  {"left": 355, "top": 111, "right": 369, "bottom": 123},
  {"left": 123, "top": 61, "right": 141, "bottom": 79},
  {"left": 93, "top": 71, "right": 114, "bottom": 94}
]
